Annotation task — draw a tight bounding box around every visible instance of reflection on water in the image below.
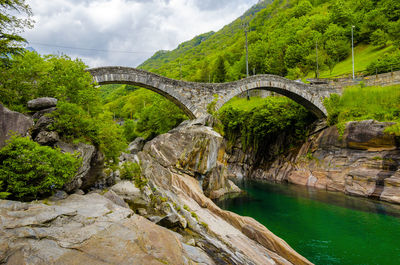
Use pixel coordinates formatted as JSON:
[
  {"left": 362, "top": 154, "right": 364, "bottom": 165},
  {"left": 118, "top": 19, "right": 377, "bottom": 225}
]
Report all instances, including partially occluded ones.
[{"left": 216, "top": 180, "right": 400, "bottom": 265}]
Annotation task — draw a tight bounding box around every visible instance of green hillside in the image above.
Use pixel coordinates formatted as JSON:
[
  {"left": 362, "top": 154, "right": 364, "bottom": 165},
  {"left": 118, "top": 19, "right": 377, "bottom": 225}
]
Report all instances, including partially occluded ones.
[{"left": 139, "top": 0, "right": 400, "bottom": 81}]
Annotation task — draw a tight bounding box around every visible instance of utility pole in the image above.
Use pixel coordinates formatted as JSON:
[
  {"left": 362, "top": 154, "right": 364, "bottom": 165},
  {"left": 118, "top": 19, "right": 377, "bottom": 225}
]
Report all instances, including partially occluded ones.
[
  {"left": 316, "top": 40, "right": 319, "bottom": 79},
  {"left": 351, "top": 25, "right": 355, "bottom": 80},
  {"left": 245, "top": 26, "right": 250, "bottom": 100}
]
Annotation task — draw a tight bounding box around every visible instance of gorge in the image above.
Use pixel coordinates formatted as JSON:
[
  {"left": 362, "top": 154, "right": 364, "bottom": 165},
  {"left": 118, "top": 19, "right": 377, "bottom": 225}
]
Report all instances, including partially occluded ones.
[{"left": 1, "top": 97, "right": 400, "bottom": 264}]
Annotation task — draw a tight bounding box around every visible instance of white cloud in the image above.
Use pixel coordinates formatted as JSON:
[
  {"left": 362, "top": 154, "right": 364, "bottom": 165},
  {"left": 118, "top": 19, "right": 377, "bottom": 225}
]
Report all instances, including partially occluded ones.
[{"left": 23, "top": 0, "right": 257, "bottom": 67}]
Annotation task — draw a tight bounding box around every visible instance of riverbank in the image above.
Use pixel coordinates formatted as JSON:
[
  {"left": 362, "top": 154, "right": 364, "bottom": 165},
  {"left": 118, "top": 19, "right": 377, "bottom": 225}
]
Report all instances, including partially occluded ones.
[
  {"left": 226, "top": 119, "right": 400, "bottom": 204},
  {"left": 217, "top": 179, "right": 400, "bottom": 265}
]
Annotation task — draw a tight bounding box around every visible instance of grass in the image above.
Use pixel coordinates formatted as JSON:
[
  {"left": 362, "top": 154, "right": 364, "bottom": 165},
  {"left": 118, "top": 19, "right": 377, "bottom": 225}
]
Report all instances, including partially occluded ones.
[
  {"left": 218, "top": 96, "right": 273, "bottom": 112},
  {"left": 324, "top": 84, "right": 400, "bottom": 135},
  {"left": 307, "top": 44, "right": 395, "bottom": 79}
]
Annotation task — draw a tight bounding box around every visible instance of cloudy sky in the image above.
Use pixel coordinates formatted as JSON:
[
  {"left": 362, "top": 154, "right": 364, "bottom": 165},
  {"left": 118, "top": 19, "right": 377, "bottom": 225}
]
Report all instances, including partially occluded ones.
[{"left": 23, "top": 0, "right": 258, "bottom": 67}]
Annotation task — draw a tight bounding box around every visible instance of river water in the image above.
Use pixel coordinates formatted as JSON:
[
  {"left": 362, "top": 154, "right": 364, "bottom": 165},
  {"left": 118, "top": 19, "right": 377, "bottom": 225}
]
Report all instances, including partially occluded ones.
[{"left": 216, "top": 180, "right": 400, "bottom": 265}]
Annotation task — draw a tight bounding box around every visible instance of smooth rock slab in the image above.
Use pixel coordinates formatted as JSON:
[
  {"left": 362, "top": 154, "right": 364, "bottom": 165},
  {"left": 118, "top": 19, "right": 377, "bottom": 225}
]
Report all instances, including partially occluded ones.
[
  {"left": 27, "top": 97, "right": 58, "bottom": 111},
  {"left": 0, "top": 193, "right": 205, "bottom": 265}
]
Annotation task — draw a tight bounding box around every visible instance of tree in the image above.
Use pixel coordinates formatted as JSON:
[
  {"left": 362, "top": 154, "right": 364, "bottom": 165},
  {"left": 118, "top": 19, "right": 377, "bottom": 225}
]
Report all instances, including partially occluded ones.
[
  {"left": 0, "top": 51, "right": 97, "bottom": 113},
  {"left": 388, "top": 20, "right": 400, "bottom": 47},
  {"left": 370, "top": 29, "right": 389, "bottom": 47},
  {"left": 213, "top": 56, "right": 227, "bottom": 83},
  {"left": 0, "top": 0, "right": 34, "bottom": 64}
]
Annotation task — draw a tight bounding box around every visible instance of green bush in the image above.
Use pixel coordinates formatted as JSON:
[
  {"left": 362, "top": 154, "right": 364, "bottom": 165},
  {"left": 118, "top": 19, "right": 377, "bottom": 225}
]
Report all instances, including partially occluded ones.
[
  {"left": 0, "top": 51, "right": 98, "bottom": 113},
  {"left": 49, "top": 101, "right": 99, "bottom": 143},
  {"left": 365, "top": 50, "right": 400, "bottom": 75},
  {"left": 0, "top": 136, "right": 81, "bottom": 200},
  {"left": 218, "top": 96, "right": 316, "bottom": 151},
  {"left": 50, "top": 101, "right": 127, "bottom": 165},
  {"left": 120, "top": 161, "right": 148, "bottom": 189}
]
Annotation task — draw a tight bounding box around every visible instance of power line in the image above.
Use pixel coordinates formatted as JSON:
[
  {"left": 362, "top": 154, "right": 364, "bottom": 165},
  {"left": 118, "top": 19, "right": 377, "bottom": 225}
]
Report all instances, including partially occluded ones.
[{"left": 27, "top": 41, "right": 154, "bottom": 54}]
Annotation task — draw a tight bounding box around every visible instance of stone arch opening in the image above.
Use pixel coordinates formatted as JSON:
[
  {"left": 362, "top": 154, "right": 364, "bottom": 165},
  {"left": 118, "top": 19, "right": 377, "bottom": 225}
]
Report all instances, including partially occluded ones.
[
  {"left": 87, "top": 67, "right": 197, "bottom": 119},
  {"left": 215, "top": 76, "right": 327, "bottom": 119},
  {"left": 95, "top": 79, "right": 196, "bottom": 119}
]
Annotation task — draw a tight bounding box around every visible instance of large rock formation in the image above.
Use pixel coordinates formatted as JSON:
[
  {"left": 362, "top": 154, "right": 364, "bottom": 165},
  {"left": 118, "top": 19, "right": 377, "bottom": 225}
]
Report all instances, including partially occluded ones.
[
  {"left": 0, "top": 104, "right": 33, "bottom": 148},
  {"left": 136, "top": 116, "right": 312, "bottom": 265},
  {"left": 0, "top": 115, "right": 313, "bottom": 265},
  {"left": 226, "top": 120, "right": 400, "bottom": 204},
  {"left": 0, "top": 100, "right": 104, "bottom": 193},
  {"left": 142, "top": 117, "right": 241, "bottom": 199}
]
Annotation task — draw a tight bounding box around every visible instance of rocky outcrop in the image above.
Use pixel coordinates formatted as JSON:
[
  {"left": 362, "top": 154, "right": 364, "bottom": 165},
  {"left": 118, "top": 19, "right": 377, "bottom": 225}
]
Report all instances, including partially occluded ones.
[
  {"left": 0, "top": 193, "right": 216, "bottom": 265},
  {"left": 143, "top": 116, "right": 241, "bottom": 199},
  {"left": 27, "top": 97, "right": 58, "bottom": 111},
  {"left": 136, "top": 116, "right": 312, "bottom": 265},
  {"left": 0, "top": 115, "right": 312, "bottom": 265},
  {"left": 0, "top": 104, "right": 33, "bottom": 148},
  {"left": 56, "top": 141, "right": 105, "bottom": 192},
  {"left": 127, "top": 137, "right": 146, "bottom": 154},
  {"left": 227, "top": 120, "right": 400, "bottom": 204},
  {"left": 0, "top": 100, "right": 105, "bottom": 194}
]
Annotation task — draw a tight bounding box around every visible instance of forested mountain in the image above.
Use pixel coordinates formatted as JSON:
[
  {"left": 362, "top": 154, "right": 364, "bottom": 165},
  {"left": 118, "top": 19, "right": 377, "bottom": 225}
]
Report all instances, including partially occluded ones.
[{"left": 139, "top": 0, "right": 400, "bottom": 81}]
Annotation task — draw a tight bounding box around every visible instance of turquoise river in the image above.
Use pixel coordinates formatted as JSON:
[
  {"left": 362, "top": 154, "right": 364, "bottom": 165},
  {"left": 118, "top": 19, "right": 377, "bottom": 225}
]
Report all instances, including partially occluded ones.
[{"left": 216, "top": 180, "right": 400, "bottom": 265}]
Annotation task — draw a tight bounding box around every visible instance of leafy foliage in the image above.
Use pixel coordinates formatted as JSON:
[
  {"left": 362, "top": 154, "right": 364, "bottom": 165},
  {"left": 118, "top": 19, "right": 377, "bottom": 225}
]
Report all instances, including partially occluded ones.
[
  {"left": 0, "top": 52, "right": 127, "bottom": 165},
  {"left": 101, "top": 85, "right": 188, "bottom": 141},
  {"left": 0, "top": 51, "right": 98, "bottom": 113},
  {"left": 119, "top": 162, "right": 148, "bottom": 189},
  {"left": 139, "top": 0, "right": 400, "bottom": 80},
  {"left": 0, "top": 136, "right": 81, "bottom": 200},
  {"left": 0, "top": 0, "right": 34, "bottom": 65},
  {"left": 365, "top": 50, "right": 400, "bottom": 75},
  {"left": 218, "top": 96, "right": 316, "bottom": 151},
  {"left": 49, "top": 101, "right": 126, "bottom": 164},
  {"left": 323, "top": 85, "right": 400, "bottom": 135}
]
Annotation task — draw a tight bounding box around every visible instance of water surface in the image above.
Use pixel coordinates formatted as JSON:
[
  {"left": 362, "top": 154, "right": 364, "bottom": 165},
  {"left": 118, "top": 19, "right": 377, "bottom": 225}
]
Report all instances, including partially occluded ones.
[{"left": 216, "top": 180, "right": 400, "bottom": 265}]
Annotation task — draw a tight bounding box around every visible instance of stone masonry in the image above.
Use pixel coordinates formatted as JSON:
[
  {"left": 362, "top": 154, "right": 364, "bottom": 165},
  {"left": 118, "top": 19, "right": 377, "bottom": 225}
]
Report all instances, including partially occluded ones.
[{"left": 88, "top": 66, "right": 341, "bottom": 119}]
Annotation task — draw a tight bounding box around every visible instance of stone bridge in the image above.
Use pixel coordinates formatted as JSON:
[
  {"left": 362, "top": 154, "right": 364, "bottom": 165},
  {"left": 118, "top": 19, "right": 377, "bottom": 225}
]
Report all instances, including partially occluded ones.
[{"left": 88, "top": 66, "right": 338, "bottom": 119}]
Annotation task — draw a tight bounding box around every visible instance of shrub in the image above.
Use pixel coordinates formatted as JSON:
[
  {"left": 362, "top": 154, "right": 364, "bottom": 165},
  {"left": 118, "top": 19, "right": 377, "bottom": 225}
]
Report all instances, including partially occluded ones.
[
  {"left": 50, "top": 101, "right": 127, "bottom": 164},
  {"left": 218, "top": 96, "right": 316, "bottom": 151},
  {"left": 365, "top": 51, "right": 400, "bottom": 75},
  {"left": 120, "top": 162, "right": 148, "bottom": 189},
  {"left": 49, "top": 101, "right": 99, "bottom": 143},
  {"left": 0, "top": 136, "right": 81, "bottom": 200}
]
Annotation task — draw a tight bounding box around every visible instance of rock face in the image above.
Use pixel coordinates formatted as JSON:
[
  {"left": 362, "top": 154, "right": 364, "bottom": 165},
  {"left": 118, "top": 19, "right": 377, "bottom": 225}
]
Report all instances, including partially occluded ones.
[
  {"left": 0, "top": 194, "right": 213, "bottom": 265},
  {"left": 0, "top": 104, "right": 33, "bottom": 148},
  {"left": 226, "top": 120, "right": 400, "bottom": 204},
  {"left": 57, "top": 141, "right": 105, "bottom": 192},
  {"left": 137, "top": 116, "right": 312, "bottom": 265},
  {"left": 27, "top": 97, "right": 58, "bottom": 110},
  {"left": 127, "top": 137, "right": 146, "bottom": 154},
  {"left": 143, "top": 116, "right": 241, "bottom": 199}
]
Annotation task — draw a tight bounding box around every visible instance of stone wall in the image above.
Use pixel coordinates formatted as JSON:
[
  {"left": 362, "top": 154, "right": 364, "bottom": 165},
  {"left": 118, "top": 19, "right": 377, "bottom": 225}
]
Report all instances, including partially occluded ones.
[{"left": 322, "top": 70, "right": 400, "bottom": 89}]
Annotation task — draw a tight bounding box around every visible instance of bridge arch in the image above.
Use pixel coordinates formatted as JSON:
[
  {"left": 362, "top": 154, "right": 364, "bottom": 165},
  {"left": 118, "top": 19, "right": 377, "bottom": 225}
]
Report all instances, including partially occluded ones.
[
  {"left": 214, "top": 75, "right": 329, "bottom": 118},
  {"left": 87, "top": 66, "right": 199, "bottom": 119}
]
